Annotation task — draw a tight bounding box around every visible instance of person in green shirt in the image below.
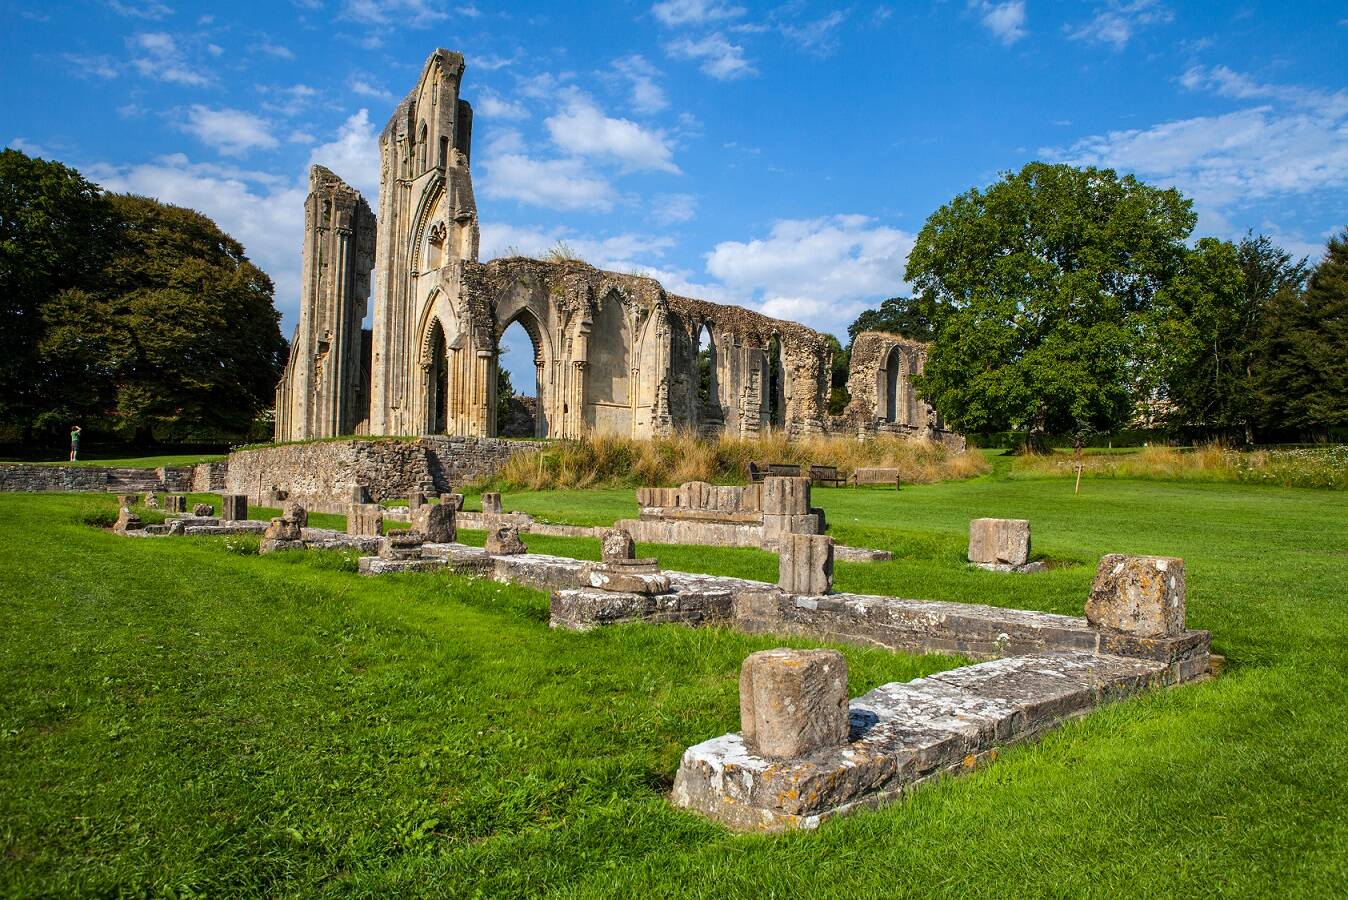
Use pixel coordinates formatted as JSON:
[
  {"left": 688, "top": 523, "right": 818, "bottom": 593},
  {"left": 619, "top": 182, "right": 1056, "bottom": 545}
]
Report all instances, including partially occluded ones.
[{"left": 69, "top": 425, "right": 81, "bottom": 462}]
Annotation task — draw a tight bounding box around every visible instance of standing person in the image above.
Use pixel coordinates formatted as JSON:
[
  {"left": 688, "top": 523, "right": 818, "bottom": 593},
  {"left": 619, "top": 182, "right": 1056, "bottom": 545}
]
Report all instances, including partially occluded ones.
[{"left": 69, "top": 425, "right": 81, "bottom": 462}]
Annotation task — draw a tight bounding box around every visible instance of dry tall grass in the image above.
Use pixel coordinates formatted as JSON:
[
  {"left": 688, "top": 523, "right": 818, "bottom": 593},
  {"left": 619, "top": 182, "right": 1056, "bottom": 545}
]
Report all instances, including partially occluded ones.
[
  {"left": 488, "top": 432, "right": 990, "bottom": 490},
  {"left": 1011, "top": 444, "right": 1348, "bottom": 490}
]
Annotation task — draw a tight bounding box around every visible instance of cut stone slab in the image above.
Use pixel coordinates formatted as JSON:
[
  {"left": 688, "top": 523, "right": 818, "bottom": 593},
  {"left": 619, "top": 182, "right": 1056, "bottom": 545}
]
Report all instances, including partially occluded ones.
[
  {"left": 968, "top": 518, "right": 1031, "bottom": 567},
  {"left": 833, "top": 545, "right": 893, "bottom": 563},
  {"left": 779, "top": 533, "right": 834, "bottom": 596},
  {"left": 1086, "top": 554, "right": 1186, "bottom": 637},
  {"left": 221, "top": 494, "right": 247, "bottom": 521},
  {"left": 485, "top": 522, "right": 526, "bottom": 555},
  {"left": 481, "top": 491, "right": 503, "bottom": 514},
  {"left": 412, "top": 502, "right": 456, "bottom": 543},
  {"left": 549, "top": 587, "right": 734, "bottom": 630},
  {"left": 580, "top": 562, "right": 671, "bottom": 595},
  {"left": 380, "top": 530, "right": 425, "bottom": 561},
  {"left": 740, "top": 648, "right": 849, "bottom": 760},
  {"left": 672, "top": 650, "right": 1169, "bottom": 832}
]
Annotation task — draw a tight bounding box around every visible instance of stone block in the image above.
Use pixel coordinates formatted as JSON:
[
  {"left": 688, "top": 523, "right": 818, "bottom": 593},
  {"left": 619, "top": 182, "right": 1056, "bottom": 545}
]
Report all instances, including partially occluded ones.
[
  {"left": 143, "top": 492, "right": 160, "bottom": 509},
  {"left": 733, "top": 588, "right": 785, "bottom": 630},
  {"left": 192, "top": 503, "right": 214, "bottom": 517},
  {"left": 283, "top": 500, "right": 307, "bottom": 527},
  {"left": 165, "top": 495, "right": 187, "bottom": 513},
  {"left": 350, "top": 485, "right": 371, "bottom": 504},
  {"left": 408, "top": 491, "right": 426, "bottom": 511},
  {"left": 1086, "top": 554, "right": 1186, "bottom": 637},
  {"left": 113, "top": 507, "right": 143, "bottom": 534},
  {"left": 221, "top": 494, "right": 248, "bottom": 521},
  {"left": 581, "top": 562, "right": 671, "bottom": 595},
  {"left": 739, "top": 648, "right": 849, "bottom": 759},
  {"left": 481, "top": 491, "right": 503, "bottom": 514},
  {"left": 347, "top": 502, "right": 383, "bottom": 537},
  {"left": 761, "top": 476, "right": 811, "bottom": 516},
  {"left": 968, "top": 518, "right": 1031, "bottom": 566},
  {"left": 440, "top": 493, "right": 464, "bottom": 511},
  {"left": 268, "top": 489, "right": 289, "bottom": 504},
  {"left": 485, "top": 522, "right": 525, "bottom": 555},
  {"left": 116, "top": 494, "right": 138, "bottom": 508},
  {"left": 264, "top": 517, "right": 301, "bottom": 541},
  {"left": 380, "top": 529, "right": 424, "bottom": 560},
  {"left": 601, "top": 527, "right": 636, "bottom": 563},
  {"left": 779, "top": 533, "right": 834, "bottom": 596},
  {"left": 411, "top": 502, "right": 456, "bottom": 543}
]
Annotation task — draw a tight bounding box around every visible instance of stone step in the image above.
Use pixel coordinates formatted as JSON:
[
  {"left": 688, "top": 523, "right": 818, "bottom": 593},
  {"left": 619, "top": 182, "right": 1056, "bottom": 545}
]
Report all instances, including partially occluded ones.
[{"left": 671, "top": 650, "right": 1170, "bottom": 832}]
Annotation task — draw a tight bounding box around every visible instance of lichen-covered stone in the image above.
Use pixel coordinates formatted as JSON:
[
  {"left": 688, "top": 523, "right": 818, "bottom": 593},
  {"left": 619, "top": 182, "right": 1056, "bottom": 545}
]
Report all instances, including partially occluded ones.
[
  {"left": 1086, "top": 554, "right": 1186, "bottom": 637},
  {"left": 412, "top": 502, "right": 456, "bottom": 543},
  {"left": 968, "top": 518, "right": 1031, "bottom": 566},
  {"left": 485, "top": 522, "right": 525, "bottom": 555},
  {"left": 779, "top": 534, "right": 833, "bottom": 596},
  {"left": 192, "top": 503, "right": 214, "bottom": 517},
  {"left": 740, "top": 648, "right": 849, "bottom": 760},
  {"left": 601, "top": 527, "right": 636, "bottom": 563}
]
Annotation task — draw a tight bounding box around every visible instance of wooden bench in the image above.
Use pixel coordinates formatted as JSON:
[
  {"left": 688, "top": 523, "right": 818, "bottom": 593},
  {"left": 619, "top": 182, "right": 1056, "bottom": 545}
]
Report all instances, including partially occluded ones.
[
  {"left": 747, "top": 461, "right": 766, "bottom": 483},
  {"left": 809, "top": 465, "right": 846, "bottom": 487},
  {"left": 767, "top": 463, "right": 802, "bottom": 478}
]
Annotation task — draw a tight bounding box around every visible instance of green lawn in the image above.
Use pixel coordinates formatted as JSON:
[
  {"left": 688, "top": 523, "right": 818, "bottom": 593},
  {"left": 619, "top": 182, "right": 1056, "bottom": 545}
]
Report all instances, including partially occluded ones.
[
  {"left": 2, "top": 470, "right": 1346, "bottom": 897},
  {"left": 0, "top": 453, "right": 227, "bottom": 468}
]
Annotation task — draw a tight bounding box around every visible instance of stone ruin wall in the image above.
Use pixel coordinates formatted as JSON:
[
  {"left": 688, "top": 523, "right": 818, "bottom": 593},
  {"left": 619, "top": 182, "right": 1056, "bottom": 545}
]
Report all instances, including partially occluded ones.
[
  {"left": 840, "top": 331, "right": 964, "bottom": 449},
  {"left": 223, "top": 436, "right": 536, "bottom": 513}
]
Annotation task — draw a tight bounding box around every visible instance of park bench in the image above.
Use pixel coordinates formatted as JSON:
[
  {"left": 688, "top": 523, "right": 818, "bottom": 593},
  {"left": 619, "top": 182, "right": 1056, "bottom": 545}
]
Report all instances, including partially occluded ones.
[
  {"left": 747, "top": 461, "right": 766, "bottom": 483},
  {"left": 808, "top": 465, "right": 846, "bottom": 487},
  {"left": 767, "top": 463, "right": 802, "bottom": 477}
]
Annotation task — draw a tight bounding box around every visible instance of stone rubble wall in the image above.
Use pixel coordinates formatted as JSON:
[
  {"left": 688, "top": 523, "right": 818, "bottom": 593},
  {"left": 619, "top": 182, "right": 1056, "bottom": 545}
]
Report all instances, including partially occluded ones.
[
  {"left": 0, "top": 463, "right": 205, "bottom": 493},
  {"left": 224, "top": 436, "right": 536, "bottom": 513}
]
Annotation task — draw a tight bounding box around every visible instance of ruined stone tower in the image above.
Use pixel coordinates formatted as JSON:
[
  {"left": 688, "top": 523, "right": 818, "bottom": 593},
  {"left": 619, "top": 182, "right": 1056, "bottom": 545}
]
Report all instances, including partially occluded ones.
[
  {"left": 367, "top": 49, "right": 481, "bottom": 437},
  {"left": 274, "top": 165, "right": 376, "bottom": 441}
]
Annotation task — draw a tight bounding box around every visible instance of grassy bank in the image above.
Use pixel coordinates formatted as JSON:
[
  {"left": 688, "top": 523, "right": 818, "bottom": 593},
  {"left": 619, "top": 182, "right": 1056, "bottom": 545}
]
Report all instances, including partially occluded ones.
[
  {"left": 2, "top": 470, "right": 1346, "bottom": 896},
  {"left": 487, "top": 432, "right": 989, "bottom": 491},
  {"left": 1011, "top": 443, "right": 1348, "bottom": 489}
]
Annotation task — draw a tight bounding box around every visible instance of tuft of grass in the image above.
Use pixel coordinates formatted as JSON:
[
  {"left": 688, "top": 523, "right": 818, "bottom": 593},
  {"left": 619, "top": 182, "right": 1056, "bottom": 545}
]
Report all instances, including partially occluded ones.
[
  {"left": 1012, "top": 443, "right": 1348, "bottom": 490},
  {"left": 486, "top": 432, "right": 989, "bottom": 491}
]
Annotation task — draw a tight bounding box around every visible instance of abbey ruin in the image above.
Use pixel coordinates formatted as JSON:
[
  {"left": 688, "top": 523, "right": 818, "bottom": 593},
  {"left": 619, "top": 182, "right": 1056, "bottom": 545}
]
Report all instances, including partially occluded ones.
[{"left": 276, "top": 49, "right": 956, "bottom": 445}]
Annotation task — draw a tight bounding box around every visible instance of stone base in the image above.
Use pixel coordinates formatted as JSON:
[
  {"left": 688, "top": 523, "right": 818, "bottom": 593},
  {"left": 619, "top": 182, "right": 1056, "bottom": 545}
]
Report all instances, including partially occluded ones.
[
  {"left": 550, "top": 587, "right": 734, "bottom": 630},
  {"left": 580, "top": 561, "right": 672, "bottom": 595},
  {"left": 833, "top": 546, "right": 893, "bottom": 562},
  {"left": 974, "top": 560, "right": 1048, "bottom": 574},
  {"left": 358, "top": 557, "right": 447, "bottom": 575},
  {"left": 260, "top": 539, "right": 306, "bottom": 555},
  {"left": 672, "top": 650, "right": 1170, "bottom": 832}
]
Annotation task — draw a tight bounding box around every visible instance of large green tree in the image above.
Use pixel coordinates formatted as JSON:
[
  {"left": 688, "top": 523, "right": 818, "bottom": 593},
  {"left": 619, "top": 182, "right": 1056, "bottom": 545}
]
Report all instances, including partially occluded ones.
[
  {"left": 0, "top": 149, "right": 115, "bottom": 437},
  {"left": 1149, "top": 234, "right": 1309, "bottom": 443},
  {"left": 847, "top": 296, "right": 936, "bottom": 343},
  {"left": 905, "top": 162, "right": 1196, "bottom": 451},
  {"left": 1256, "top": 230, "right": 1348, "bottom": 436},
  {"left": 1, "top": 149, "right": 286, "bottom": 444}
]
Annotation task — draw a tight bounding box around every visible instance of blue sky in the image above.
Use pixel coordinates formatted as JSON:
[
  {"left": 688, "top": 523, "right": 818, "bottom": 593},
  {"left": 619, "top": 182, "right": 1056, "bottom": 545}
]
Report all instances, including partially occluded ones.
[{"left": 4, "top": 0, "right": 1346, "bottom": 389}]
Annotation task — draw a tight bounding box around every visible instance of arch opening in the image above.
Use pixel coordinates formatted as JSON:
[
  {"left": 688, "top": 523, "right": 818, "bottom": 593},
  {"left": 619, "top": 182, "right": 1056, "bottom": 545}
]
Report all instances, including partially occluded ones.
[
  {"left": 496, "top": 317, "right": 543, "bottom": 438},
  {"left": 767, "top": 335, "right": 785, "bottom": 429},
  {"left": 883, "top": 346, "right": 901, "bottom": 423},
  {"left": 425, "top": 319, "right": 448, "bottom": 434}
]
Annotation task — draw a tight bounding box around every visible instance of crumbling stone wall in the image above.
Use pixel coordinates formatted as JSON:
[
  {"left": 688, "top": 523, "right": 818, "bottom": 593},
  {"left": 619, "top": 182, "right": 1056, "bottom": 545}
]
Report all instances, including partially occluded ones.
[
  {"left": 841, "top": 331, "right": 963, "bottom": 448},
  {"left": 224, "top": 436, "right": 534, "bottom": 512}
]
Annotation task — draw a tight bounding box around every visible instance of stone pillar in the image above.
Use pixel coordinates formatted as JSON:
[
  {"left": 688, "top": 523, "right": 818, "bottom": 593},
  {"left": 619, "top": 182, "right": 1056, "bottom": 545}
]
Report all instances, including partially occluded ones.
[
  {"left": 412, "top": 503, "right": 456, "bottom": 543},
  {"left": 1086, "top": 554, "right": 1186, "bottom": 637},
  {"left": 484, "top": 522, "right": 526, "bottom": 555},
  {"left": 761, "top": 476, "right": 817, "bottom": 541},
  {"left": 409, "top": 491, "right": 426, "bottom": 511},
  {"left": 739, "top": 648, "right": 849, "bottom": 759},
  {"left": 164, "top": 495, "right": 187, "bottom": 514},
  {"left": 968, "top": 518, "right": 1031, "bottom": 566},
  {"left": 481, "top": 492, "right": 503, "bottom": 515},
  {"left": 779, "top": 533, "right": 834, "bottom": 596},
  {"left": 440, "top": 493, "right": 464, "bottom": 511},
  {"left": 222, "top": 494, "right": 248, "bottom": 521},
  {"left": 601, "top": 527, "right": 636, "bottom": 563},
  {"left": 348, "top": 503, "right": 383, "bottom": 537}
]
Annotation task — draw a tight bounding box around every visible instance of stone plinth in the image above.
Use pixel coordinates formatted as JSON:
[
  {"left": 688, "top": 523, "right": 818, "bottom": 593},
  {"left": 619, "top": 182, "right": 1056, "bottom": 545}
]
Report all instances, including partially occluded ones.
[
  {"left": 348, "top": 502, "right": 383, "bottom": 537},
  {"left": 222, "top": 494, "right": 248, "bottom": 521},
  {"left": 601, "top": 527, "right": 636, "bottom": 563},
  {"left": 761, "top": 476, "right": 811, "bottom": 516},
  {"left": 380, "top": 530, "right": 424, "bottom": 560},
  {"left": 481, "top": 492, "right": 503, "bottom": 514},
  {"left": 739, "top": 648, "right": 849, "bottom": 760},
  {"left": 968, "top": 518, "right": 1031, "bottom": 567},
  {"left": 192, "top": 503, "right": 214, "bottom": 517},
  {"left": 485, "top": 522, "right": 525, "bottom": 555},
  {"left": 780, "top": 533, "right": 834, "bottom": 596},
  {"left": 1086, "top": 554, "right": 1186, "bottom": 637},
  {"left": 412, "top": 503, "right": 456, "bottom": 543},
  {"left": 581, "top": 560, "right": 671, "bottom": 595}
]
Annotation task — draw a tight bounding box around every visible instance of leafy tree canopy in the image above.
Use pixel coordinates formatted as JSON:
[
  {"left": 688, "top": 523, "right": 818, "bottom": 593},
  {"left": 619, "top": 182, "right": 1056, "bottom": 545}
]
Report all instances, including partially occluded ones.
[
  {"left": 2, "top": 149, "right": 286, "bottom": 444},
  {"left": 847, "top": 296, "right": 936, "bottom": 344},
  {"left": 904, "top": 161, "right": 1196, "bottom": 449}
]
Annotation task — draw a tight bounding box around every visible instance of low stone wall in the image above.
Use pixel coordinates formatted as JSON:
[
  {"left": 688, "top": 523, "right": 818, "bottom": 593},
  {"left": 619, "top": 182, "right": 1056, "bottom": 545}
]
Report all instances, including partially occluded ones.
[
  {"left": 192, "top": 460, "right": 229, "bottom": 492},
  {"left": 0, "top": 463, "right": 209, "bottom": 493},
  {"left": 224, "top": 436, "right": 538, "bottom": 513}
]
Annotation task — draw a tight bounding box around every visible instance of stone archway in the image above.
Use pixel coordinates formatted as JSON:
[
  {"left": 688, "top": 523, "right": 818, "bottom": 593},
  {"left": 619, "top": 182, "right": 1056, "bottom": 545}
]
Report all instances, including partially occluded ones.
[
  {"left": 493, "top": 307, "right": 549, "bottom": 438},
  {"left": 423, "top": 318, "right": 448, "bottom": 434}
]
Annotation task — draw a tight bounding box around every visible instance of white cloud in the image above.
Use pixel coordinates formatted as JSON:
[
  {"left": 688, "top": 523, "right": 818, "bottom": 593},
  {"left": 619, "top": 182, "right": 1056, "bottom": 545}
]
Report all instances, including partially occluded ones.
[
  {"left": 260, "top": 83, "right": 319, "bottom": 117},
  {"left": 666, "top": 33, "right": 755, "bottom": 80},
  {"left": 129, "top": 31, "right": 209, "bottom": 86},
  {"left": 107, "top": 0, "right": 174, "bottom": 19},
  {"left": 308, "top": 109, "right": 380, "bottom": 196},
  {"left": 476, "top": 90, "right": 529, "bottom": 119},
  {"left": 650, "top": 192, "right": 697, "bottom": 224},
  {"left": 85, "top": 154, "right": 307, "bottom": 321},
  {"left": 255, "top": 41, "right": 295, "bottom": 60},
  {"left": 1065, "top": 0, "right": 1172, "bottom": 50},
  {"left": 612, "top": 55, "right": 668, "bottom": 114},
  {"left": 340, "top": 0, "right": 446, "bottom": 27},
  {"left": 288, "top": 130, "right": 316, "bottom": 144},
  {"left": 651, "top": 0, "right": 745, "bottom": 27},
  {"left": 349, "top": 76, "right": 394, "bottom": 101},
  {"left": 481, "top": 153, "right": 617, "bottom": 212},
  {"left": 1180, "top": 65, "right": 1348, "bottom": 119},
  {"left": 9, "top": 137, "right": 49, "bottom": 157},
  {"left": 972, "top": 1, "right": 1026, "bottom": 45},
  {"left": 705, "top": 215, "right": 915, "bottom": 335},
  {"left": 779, "top": 10, "right": 848, "bottom": 55},
  {"left": 544, "top": 94, "right": 680, "bottom": 173},
  {"left": 181, "top": 106, "right": 279, "bottom": 156},
  {"left": 58, "top": 53, "right": 119, "bottom": 79}
]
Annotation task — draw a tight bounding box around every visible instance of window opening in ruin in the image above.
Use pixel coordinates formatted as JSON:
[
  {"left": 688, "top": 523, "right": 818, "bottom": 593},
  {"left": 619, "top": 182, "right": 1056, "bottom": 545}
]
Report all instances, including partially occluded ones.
[
  {"left": 417, "top": 122, "right": 428, "bottom": 172},
  {"left": 495, "top": 317, "right": 543, "bottom": 438},
  {"left": 427, "top": 320, "right": 448, "bottom": 434},
  {"left": 768, "top": 335, "right": 785, "bottom": 428},
  {"left": 884, "top": 346, "right": 901, "bottom": 422},
  {"left": 696, "top": 324, "right": 715, "bottom": 409}
]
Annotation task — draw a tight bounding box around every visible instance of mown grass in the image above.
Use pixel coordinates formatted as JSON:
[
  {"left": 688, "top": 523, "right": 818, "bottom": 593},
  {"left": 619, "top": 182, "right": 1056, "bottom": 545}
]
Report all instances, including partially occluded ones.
[
  {"left": 1011, "top": 443, "right": 1348, "bottom": 490},
  {"left": 2, "top": 468, "right": 1346, "bottom": 897},
  {"left": 0, "top": 453, "right": 227, "bottom": 468}
]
